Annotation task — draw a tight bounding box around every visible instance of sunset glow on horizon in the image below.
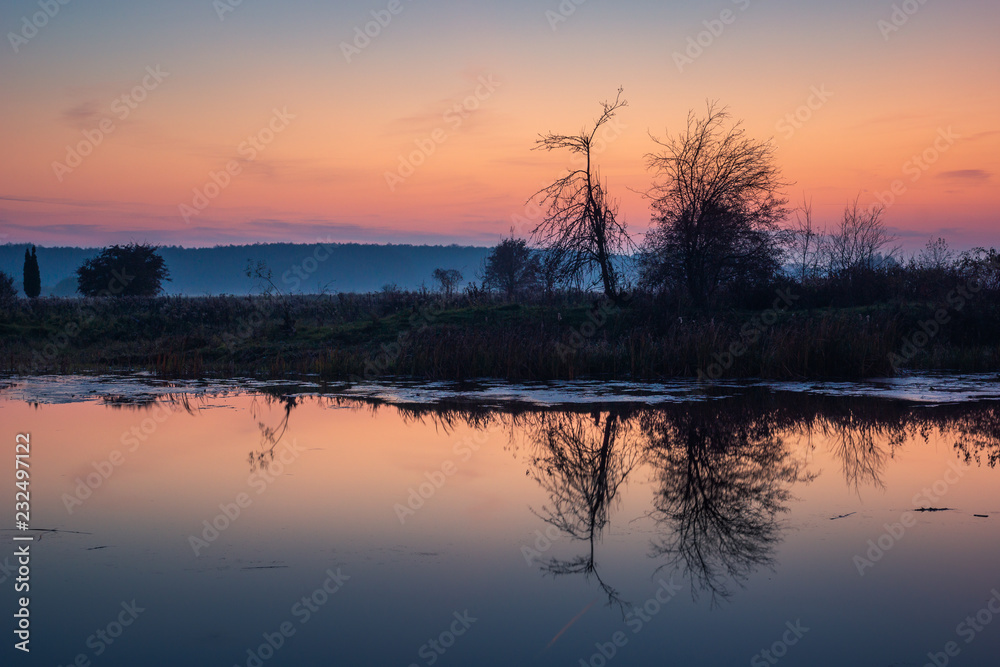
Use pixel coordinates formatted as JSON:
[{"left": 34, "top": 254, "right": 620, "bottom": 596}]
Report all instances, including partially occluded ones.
[{"left": 1, "top": 0, "right": 997, "bottom": 250}]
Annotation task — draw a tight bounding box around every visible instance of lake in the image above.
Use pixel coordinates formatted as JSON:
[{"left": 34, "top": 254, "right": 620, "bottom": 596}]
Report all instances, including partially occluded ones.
[{"left": 2, "top": 374, "right": 999, "bottom": 666}]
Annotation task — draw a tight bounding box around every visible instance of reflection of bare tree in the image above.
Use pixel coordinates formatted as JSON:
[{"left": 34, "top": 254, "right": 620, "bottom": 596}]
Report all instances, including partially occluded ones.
[
  {"left": 641, "top": 403, "right": 812, "bottom": 604},
  {"left": 827, "top": 420, "right": 889, "bottom": 493},
  {"left": 526, "top": 410, "right": 640, "bottom": 609},
  {"left": 951, "top": 404, "right": 1000, "bottom": 469},
  {"left": 249, "top": 394, "right": 298, "bottom": 472}
]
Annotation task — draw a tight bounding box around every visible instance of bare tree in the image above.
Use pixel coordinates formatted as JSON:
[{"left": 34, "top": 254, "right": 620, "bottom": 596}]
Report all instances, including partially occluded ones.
[
  {"left": 432, "top": 268, "right": 463, "bottom": 297},
  {"left": 916, "top": 237, "right": 955, "bottom": 271},
  {"left": 789, "top": 197, "right": 825, "bottom": 283},
  {"left": 825, "top": 196, "right": 898, "bottom": 275},
  {"left": 530, "top": 88, "right": 632, "bottom": 301},
  {"left": 642, "top": 102, "right": 790, "bottom": 305}
]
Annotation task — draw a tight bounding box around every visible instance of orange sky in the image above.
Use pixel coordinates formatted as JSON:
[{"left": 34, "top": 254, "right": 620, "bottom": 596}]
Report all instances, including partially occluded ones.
[{"left": 1, "top": 0, "right": 997, "bottom": 250}]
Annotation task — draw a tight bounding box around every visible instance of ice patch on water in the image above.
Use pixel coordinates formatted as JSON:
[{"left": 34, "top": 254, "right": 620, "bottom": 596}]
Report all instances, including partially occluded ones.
[{"left": 2, "top": 371, "right": 998, "bottom": 407}]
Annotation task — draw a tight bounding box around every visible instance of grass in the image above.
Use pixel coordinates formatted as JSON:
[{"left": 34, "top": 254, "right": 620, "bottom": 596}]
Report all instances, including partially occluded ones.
[{"left": 0, "top": 291, "right": 998, "bottom": 380}]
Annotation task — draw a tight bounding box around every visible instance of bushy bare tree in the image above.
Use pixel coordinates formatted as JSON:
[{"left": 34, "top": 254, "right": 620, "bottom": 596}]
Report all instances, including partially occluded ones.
[
  {"left": 641, "top": 102, "right": 789, "bottom": 305},
  {"left": 916, "top": 237, "right": 954, "bottom": 271},
  {"left": 824, "top": 196, "right": 898, "bottom": 275},
  {"left": 432, "top": 268, "right": 463, "bottom": 297},
  {"left": 530, "top": 88, "right": 632, "bottom": 300}
]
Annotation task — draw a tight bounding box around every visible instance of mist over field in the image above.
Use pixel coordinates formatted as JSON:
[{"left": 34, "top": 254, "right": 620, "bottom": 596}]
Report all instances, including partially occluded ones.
[{"left": 0, "top": 243, "right": 489, "bottom": 296}]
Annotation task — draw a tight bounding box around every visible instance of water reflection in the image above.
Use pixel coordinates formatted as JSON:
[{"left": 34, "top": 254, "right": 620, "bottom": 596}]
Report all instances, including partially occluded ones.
[
  {"left": 525, "top": 411, "right": 640, "bottom": 610},
  {"left": 640, "top": 403, "right": 814, "bottom": 603},
  {"left": 346, "top": 391, "right": 1000, "bottom": 608},
  {"left": 249, "top": 393, "right": 299, "bottom": 472},
  {"left": 64, "top": 384, "right": 1000, "bottom": 611}
]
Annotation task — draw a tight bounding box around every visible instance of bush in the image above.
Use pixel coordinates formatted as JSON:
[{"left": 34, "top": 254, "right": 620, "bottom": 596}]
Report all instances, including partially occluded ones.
[
  {"left": 77, "top": 243, "right": 170, "bottom": 297},
  {"left": 0, "top": 270, "right": 17, "bottom": 308}
]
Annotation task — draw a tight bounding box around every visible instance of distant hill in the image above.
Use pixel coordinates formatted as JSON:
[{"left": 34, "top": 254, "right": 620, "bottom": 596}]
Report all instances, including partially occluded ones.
[{"left": 0, "top": 243, "right": 491, "bottom": 296}]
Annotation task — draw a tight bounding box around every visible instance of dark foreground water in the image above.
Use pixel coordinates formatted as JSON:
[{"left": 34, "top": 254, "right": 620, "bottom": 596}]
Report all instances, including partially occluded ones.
[{"left": 1, "top": 374, "right": 999, "bottom": 666}]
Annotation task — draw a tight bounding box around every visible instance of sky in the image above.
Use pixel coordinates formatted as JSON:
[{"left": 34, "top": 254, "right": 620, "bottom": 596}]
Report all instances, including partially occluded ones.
[{"left": 0, "top": 0, "right": 997, "bottom": 251}]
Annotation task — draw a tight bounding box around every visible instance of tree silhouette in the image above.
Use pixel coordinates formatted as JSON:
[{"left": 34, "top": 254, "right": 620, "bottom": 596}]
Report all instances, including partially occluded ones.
[
  {"left": 481, "top": 236, "right": 540, "bottom": 299},
  {"left": 22, "top": 246, "right": 41, "bottom": 298},
  {"left": 642, "top": 102, "right": 789, "bottom": 305},
  {"left": 0, "top": 270, "right": 16, "bottom": 308},
  {"left": 530, "top": 88, "right": 632, "bottom": 300},
  {"left": 77, "top": 243, "right": 170, "bottom": 297},
  {"left": 432, "top": 268, "right": 463, "bottom": 297}
]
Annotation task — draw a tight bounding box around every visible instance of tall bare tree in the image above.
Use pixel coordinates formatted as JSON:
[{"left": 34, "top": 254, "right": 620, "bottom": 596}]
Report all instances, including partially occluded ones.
[
  {"left": 641, "top": 102, "right": 790, "bottom": 305},
  {"left": 530, "top": 88, "right": 631, "bottom": 300}
]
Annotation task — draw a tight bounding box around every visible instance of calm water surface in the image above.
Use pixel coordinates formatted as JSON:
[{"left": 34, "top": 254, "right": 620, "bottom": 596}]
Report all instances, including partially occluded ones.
[{"left": 1, "top": 375, "right": 998, "bottom": 666}]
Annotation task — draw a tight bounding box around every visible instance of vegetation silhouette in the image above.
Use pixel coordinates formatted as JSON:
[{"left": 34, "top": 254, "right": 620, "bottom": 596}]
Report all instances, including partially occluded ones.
[
  {"left": 23, "top": 246, "right": 40, "bottom": 299},
  {"left": 317, "top": 389, "right": 1000, "bottom": 607},
  {"left": 641, "top": 102, "right": 790, "bottom": 306},
  {"left": 530, "top": 87, "right": 632, "bottom": 300},
  {"left": 77, "top": 243, "right": 170, "bottom": 297}
]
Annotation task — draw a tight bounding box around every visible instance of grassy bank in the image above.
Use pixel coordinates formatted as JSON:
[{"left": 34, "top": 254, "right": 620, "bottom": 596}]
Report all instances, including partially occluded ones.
[{"left": 1, "top": 292, "right": 998, "bottom": 380}]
